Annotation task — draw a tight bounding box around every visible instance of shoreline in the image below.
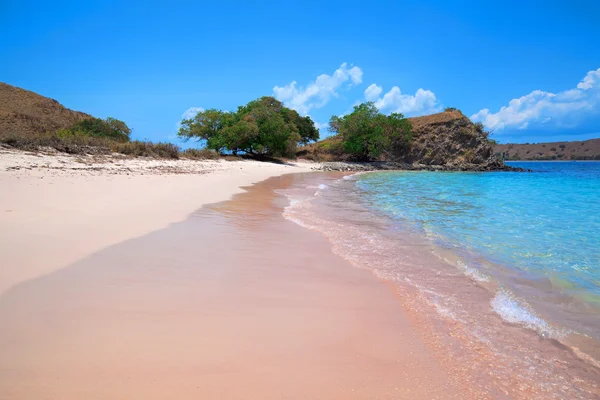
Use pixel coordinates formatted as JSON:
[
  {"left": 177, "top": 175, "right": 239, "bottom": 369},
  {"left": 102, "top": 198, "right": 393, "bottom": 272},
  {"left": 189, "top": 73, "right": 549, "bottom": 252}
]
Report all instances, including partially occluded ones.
[
  {"left": 0, "top": 170, "right": 463, "bottom": 399},
  {"left": 282, "top": 170, "right": 600, "bottom": 397},
  {"left": 2, "top": 149, "right": 598, "bottom": 397},
  {"left": 315, "top": 160, "right": 527, "bottom": 172}
]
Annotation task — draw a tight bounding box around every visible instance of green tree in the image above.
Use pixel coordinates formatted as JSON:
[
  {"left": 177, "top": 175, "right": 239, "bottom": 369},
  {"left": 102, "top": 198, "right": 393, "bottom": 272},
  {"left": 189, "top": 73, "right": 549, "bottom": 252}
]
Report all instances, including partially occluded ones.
[
  {"left": 281, "top": 107, "right": 319, "bottom": 145},
  {"left": 177, "top": 96, "right": 319, "bottom": 158},
  {"left": 61, "top": 117, "right": 131, "bottom": 142},
  {"left": 329, "top": 102, "right": 412, "bottom": 160},
  {"left": 178, "top": 109, "right": 233, "bottom": 152}
]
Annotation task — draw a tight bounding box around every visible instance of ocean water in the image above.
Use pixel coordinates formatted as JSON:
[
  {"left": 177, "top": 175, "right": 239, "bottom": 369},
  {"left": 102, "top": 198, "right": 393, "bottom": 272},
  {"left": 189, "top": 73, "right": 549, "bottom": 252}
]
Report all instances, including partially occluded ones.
[
  {"left": 354, "top": 162, "right": 600, "bottom": 342},
  {"left": 357, "top": 162, "right": 600, "bottom": 305},
  {"left": 281, "top": 163, "right": 600, "bottom": 397}
]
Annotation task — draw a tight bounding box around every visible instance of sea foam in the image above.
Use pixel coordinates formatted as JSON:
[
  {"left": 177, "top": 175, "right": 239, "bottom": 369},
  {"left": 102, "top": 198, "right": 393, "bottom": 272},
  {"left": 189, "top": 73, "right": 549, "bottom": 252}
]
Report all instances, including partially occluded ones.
[{"left": 491, "top": 290, "right": 569, "bottom": 339}]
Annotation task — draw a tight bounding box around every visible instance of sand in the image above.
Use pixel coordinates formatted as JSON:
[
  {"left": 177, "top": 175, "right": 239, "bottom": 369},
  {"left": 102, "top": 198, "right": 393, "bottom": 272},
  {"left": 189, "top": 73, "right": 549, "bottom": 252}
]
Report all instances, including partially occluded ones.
[
  {"left": 0, "top": 148, "right": 461, "bottom": 399},
  {"left": 0, "top": 147, "right": 315, "bottom": 295}
]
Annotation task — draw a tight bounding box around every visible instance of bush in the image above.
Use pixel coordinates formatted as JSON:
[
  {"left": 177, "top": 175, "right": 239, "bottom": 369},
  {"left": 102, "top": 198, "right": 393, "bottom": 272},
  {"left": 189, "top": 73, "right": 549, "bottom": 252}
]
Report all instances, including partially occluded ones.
[
  {"left": 0, "top": 132, "right": 186, "bottom": 159},
  {"left": 328, "top": 102, "right": 412, "bottom": 160},
  {"left": 61, "top": 117, "right": 131, "bottom": 142},
  {"left": 473, "top": 122, "right": 485, "bottom": 134},
  {"left": 1, "top": 132, "right": 113, "bottom": 154},
  {"left": 181, "top": 148, "right": 220, "bottom": 160},
  {"left": 445, "top": 107, "right": 458, "bottom": 112},
  {"left": 111, "top": 141, "right": 180, "bottom": 159}
]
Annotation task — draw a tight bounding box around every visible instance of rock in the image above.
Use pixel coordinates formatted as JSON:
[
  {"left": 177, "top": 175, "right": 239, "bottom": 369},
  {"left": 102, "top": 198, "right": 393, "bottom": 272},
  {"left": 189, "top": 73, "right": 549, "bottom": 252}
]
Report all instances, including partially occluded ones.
[{"left": 315, "top": 161, "right": 528, "bottom": 172}]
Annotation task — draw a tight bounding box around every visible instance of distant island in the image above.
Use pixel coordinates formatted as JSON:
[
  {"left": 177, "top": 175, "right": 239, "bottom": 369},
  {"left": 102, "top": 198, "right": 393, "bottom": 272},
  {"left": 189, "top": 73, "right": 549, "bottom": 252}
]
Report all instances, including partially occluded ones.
[{"left": 494, "top": 139, "right": 600, "bottom": 161}]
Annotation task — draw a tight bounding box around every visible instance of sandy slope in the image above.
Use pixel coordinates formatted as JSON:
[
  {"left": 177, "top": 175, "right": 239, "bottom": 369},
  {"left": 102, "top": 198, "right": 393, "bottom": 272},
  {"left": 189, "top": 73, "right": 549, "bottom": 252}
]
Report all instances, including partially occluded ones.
[{"left": 0, "top": 147, "right": 316, "bottom": 294}]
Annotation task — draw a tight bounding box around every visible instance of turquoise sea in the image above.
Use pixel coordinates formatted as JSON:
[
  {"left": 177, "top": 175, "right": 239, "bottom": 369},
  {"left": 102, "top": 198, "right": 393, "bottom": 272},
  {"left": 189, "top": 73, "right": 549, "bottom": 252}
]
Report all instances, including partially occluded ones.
[
  {"left": 282, "top": 162, "right": 600, "bottom": 395},
  {"left": 357, "top": 162, "right": 599, "bottom": 296},
  {"left": 282, "top": 163, "right": 600, "bottom": 395},
  {"left": 355, "top": 161, "right": 600, "bottom": 337}
]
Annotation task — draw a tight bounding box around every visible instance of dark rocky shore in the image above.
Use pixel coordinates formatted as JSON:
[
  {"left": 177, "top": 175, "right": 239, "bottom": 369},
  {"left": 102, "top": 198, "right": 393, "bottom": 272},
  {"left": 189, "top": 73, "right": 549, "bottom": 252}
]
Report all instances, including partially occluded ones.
[{"left": 315, "top": 160, "right": 528, "bottom": 172}]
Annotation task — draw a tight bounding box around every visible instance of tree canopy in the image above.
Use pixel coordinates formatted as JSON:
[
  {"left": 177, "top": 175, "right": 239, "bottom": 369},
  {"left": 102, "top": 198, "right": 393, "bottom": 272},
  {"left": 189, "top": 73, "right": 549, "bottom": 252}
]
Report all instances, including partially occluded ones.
[
  {"left": 60, "top": 117, "right": 131, "bottom": 142},
  {"left": 329, "top": 102, "right": 412, "bottom": 160},
  {"left": 178, "top": 96, "right": 319, "bottom": 158}
]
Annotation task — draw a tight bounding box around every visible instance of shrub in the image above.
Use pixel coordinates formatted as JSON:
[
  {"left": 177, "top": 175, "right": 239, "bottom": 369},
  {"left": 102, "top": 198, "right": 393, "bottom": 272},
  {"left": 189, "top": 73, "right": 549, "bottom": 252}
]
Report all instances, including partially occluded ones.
[
  {"left": 328, "top": 102, "right": 412, "bottom": 160},
  {"left": 474, "top": 122, "right": 485, "bottom": 134},
  {"left": 445, "top": 107, "right": 458, "bottom": 112},
  {"left": 111, "top": 141, "right": 180, "bottom": 159},
  {"left": 181, "top": 148, "right": 220, "bottom": 160},
  {"left": 62, "top": 117, "right": 131, "bottom": 142},
  {"left": 1, "top": 132, "right": 113, "bottom": 154},
  {"left": 0, "top": 132, "right": 187, "bottom": 159}
]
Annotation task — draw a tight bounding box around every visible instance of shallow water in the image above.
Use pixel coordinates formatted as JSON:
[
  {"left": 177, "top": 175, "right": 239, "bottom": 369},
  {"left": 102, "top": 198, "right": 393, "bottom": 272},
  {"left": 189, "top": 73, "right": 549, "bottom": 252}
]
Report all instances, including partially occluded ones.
[
  {"left": 355, "top": 162, "right": 600, "bottom": 340},
  {"left": 281, "top": 165, "right": 600, "bottom": 398}
]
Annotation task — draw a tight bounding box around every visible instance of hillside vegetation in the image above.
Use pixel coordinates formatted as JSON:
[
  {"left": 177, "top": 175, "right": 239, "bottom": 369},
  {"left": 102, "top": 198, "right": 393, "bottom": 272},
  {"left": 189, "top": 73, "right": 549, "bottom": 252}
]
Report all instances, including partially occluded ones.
[
  {"left": 0, "top": 82, "right": 91, "bottom": 136},
  {"left": 300, "top": 108, "right": 506, "bottom": 170},
  {"left": 495, "top": 139, "right": 600, "bottom": 160},
  {"left": 0, "top": 83, "right": 218, "bottom": 159},
  {"left": 4, "top": 82, "right": 568, "bottom": 169}
]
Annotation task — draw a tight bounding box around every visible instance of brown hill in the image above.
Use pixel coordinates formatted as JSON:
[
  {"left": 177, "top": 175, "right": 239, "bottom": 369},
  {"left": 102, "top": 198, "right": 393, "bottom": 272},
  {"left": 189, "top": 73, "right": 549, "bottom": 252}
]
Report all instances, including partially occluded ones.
[
  {"left": 299, "top": 109, "right": 505, "bottom": 170},
  {"left": 401, "top": 109, "right": 498, "bottom": 166},
  {"left": 494, "top": 139, "right": 600, "bottom": 160},
  {"left": 0, "top": 82, "right": 92, "bottom": 137},
  {"left": 408, "top": 109, "right": 465, "bottom": 129}
]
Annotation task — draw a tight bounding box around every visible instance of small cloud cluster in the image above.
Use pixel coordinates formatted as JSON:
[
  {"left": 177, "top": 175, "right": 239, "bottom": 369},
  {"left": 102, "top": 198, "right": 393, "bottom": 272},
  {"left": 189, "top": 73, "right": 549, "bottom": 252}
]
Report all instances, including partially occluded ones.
[
  {"left": 364, "top": 84, "right": 383, "bottom": 101},
  {"left": 471, "top": 68, "right": 600, "bottom": 132},
  {"left": 181, "top": 64, "right": 600, "bottom": 140},
  {"left": 174, "top": 107, "right": 204, "bottom": 137},
  {"left": 363, "top": 84, "right": 441, "bottom": 116},
  {"left": 273, "top": 63, "right": 363, "bottom": 115},
  {"left": 181, "top": 106, "right": 204, "bottom": 120},
  {"left": 312, "top": 120, "right": 329, "bottom": 130}
]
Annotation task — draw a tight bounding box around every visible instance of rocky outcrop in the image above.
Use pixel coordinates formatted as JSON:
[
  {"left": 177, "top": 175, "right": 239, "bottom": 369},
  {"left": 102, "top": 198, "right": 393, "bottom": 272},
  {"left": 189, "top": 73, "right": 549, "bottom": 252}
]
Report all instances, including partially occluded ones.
[
  {"left": 300, "top": 109, "right": 521, "bottom": 171},
  {"left": 315, "top": 160, "right": 526, "bottom": 172},
  {"left": 396, "top": 110, "right": 503, "bottom": 169},
  {"left": 0, "top": 82, "right": 92, "bottom": 137}
]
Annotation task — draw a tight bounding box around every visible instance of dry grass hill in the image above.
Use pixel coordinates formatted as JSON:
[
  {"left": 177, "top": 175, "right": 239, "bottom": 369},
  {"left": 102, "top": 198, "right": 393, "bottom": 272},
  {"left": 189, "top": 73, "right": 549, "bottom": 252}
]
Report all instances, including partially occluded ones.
[
  {"left": 0, "top": 82, "right": 92, "bottom": 138},
  {"left": 494, "top": 139, "right": 600, "bottom": 160}
]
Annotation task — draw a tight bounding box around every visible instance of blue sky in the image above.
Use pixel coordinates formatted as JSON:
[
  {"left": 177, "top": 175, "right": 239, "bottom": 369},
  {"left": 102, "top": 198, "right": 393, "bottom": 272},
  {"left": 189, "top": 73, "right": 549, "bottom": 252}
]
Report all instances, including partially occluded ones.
[{"left": 2, "top": 0, "right": 599, "bottom": 144}]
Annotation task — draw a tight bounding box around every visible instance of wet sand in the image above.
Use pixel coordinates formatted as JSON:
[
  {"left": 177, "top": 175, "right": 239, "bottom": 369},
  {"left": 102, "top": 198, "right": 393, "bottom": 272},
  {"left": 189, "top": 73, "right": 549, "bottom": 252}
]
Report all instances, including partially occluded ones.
[{"left": 0, "top": 173, "right": 461, "bottom": 399}]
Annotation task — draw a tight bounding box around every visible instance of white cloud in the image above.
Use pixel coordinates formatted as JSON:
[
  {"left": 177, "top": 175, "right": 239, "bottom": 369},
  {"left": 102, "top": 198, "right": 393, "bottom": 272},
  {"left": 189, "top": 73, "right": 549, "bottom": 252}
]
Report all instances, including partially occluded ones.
[
  {"left": 313, "top": 121, "right": 329, "bottom": 130},
  {"left": 366, "top": 85, "right": 441, "bottom": 115},
  {"left": 273, "top": 63, "right": 363, "bottom": 115},
  {"left": 471, "top": 68, "right": 600, "bottom": 132},
  {"left": 364, "top": 84, "right": 383, "bottom": 101},
  {"left": 175, "top": 107, "right": 205, "bottom": 134},
  {"left": 181, "top": 106, "right": 204, "bottom": 120},
  {"left": 577, "top": 68, "right": 600, "bottom": 90}
]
